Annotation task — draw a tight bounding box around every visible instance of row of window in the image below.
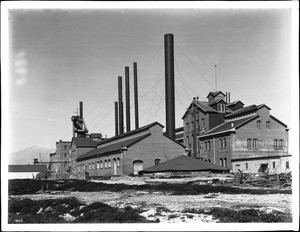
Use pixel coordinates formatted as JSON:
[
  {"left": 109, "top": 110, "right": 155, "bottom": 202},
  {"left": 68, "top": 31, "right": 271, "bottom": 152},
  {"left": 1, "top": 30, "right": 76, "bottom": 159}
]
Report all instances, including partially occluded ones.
[
  {"left": 247, "top": 139, "right": 284, "bottom": 150},
  {"left": 186, "top": 118, "right": 205, "bottom": 131},
  {"left": 78, "top": 158, "right": 121, "bottom": 171},
  {"left": 257, "top": 120, "right": 271, "bottom": 129},
  {"left": 241, "top": 161, "right": 289, "bottom": 170},
  {"left": 203, "top": 138, "right": 227, "bottom": 151},
  {"left": 274, "top": 139, "right": 284, "bottom": 150}
]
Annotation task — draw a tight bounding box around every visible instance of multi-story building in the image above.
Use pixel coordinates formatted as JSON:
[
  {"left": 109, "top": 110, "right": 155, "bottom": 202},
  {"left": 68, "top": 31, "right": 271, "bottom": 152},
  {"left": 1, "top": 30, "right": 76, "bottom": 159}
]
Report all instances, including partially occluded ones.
[
  {"left": 49, "top": 140, "right": 71, "bottom": 173},
  {"left": 183, "top": 91, "right": 290, "bottom": 174}
]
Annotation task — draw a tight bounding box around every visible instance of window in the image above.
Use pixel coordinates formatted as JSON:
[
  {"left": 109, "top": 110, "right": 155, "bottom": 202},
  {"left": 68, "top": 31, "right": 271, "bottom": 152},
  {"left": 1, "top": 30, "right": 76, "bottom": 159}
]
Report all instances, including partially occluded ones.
[
  {"left": 117, "top": 158, "right": 121, "bottom": 167},
  {"left": 274, "top": 139, "right": 278, "bottom": 150},
  {"left": 223, "top": 158, "right": 227, "bottom": 167},
  {"left": 219, "top": 158, "right": 223, "bottom": 166},
  {"left": 223, "top": 138, "right": 227, "bottom": 149},
  {"left": 219, "top": 138, "right": 223, "bottom": 149},
  {"left": 247, "top": 139, "right": 252, "bottom": 150},
  {"left": 257, "top": 120, "right": 261, "bottom": 129},
  {"left": 204, "top": 141, "right": 207, "bottom": 151},
  {"left": 279, "top": 140, "right": 284, "bottom": 150},
  {"left": 186, "top": 122, "right": 189, "bottom": 131},
  {"left": 64, "top": 153, "right": 68, "bottom": 158},
  {"left": 100, "top": 161, "right": 103, "bottom": 169},
  {"left": 88, "top": 163, "right": 91, "bottom": 170},
  {"left": 207, "top": 141, "right": 211, "bottom": 151},
  {"left": 201, "top": 118, "right": 204, "bottom": 128},
  {"left": 217, "top": 104, "right": 225, "bottom": 113},
  {"left": 64, "top": 145, "right": 68, "bottom": 150},
  {"left": 266, "top": 121, "right": 270, "bottom": 129},
  {"left": 286, "top": 161, "right": 289, "bottom": 169},
  {"left": 246, "top": 163, "right": 248, "bottom": 170},
  {"left": 108, "top": 159, "right": 111, "bottom": 168},
  {"left": 155, "top": 159, "right": 161, "bottom": 165},
  {"left": 96, "top": 161, "right": 100, "bottom": 169},
  {"left": 253, "top": 139, "right": 257, "bottom": 149},
  {"left": 104, "top": 160, "right": 107, "bottom": 168},
  {"left": 92, "top": 162, "right": 94, "bottom": 170},
  {"left": 272, "top": 162, "right": 276, "bottom": 169},
  {"left": 78, "top": 165, "right": 80, "bottom": 171}
]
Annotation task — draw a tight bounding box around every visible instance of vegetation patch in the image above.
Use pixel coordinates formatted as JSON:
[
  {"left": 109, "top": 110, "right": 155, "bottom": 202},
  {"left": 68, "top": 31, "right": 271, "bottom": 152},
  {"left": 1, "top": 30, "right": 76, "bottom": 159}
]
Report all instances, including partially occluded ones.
[
  {"left": 9, "top": 179, "right": 292, "bottom": 196},
  {"left": 182, "top": 207, "right": 292, "bottom": 223},
  {"left": 8, "top": 197, "right": 152, "bottom": 223}
]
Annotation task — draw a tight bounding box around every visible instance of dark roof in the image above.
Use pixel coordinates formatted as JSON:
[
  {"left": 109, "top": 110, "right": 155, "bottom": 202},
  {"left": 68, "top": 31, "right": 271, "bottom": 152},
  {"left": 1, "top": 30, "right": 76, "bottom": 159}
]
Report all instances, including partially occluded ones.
[
  {"left": 72, "top": 137, "right": 99, "bottom": 148},
  {"left": 270, "top": 115, "right": 287, "bottom": 128},
  {"left": 90, "top": 133, "right": 103, "bottom": 138},
  {"left": 139, "top": 155, "right": 229, "bottom": 173},
  {"left": 225, "top": 104, "right": 257, "bottom": 118},
  {"left": 226, "top": 100, "right": 244, "bottom": 107},
  {"left": 77, "top": 133, "right": 151, "bottom": 161},
  {"left": 206, "top": 91, "right": 225, "bottom": 99},
  {"left": 207, "top": 99, "right": 227, "bottom": 106},
  {"left": 199, "top": 115, "right": 259, "bottom": 138},
  {"left": 96, "top": 121, "right": 164, "bottom": 147},
  {"left": 9, "top": 165, "right": 47, "bottom": 172},
  {"left": 182, "top": 101, "right": 216, "bottom": 119}
]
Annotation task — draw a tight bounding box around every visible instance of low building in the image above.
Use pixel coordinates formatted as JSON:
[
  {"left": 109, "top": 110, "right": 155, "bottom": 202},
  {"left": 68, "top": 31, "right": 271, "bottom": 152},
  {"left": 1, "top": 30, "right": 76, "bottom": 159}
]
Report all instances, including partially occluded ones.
[
  {"left": 8, "top": 165, "right": 47, "bottom": 179},
  {"left": 198, "top": 104, "right": 290, "bottom": 174},
  {"left": 76, "top": 122, "right": 187, "bottom": 177}
]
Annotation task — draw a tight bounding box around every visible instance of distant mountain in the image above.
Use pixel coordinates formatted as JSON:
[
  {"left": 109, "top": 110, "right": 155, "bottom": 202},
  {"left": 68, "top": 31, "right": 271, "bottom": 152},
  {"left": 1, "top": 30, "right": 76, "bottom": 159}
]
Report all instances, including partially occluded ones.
[{"left": 9, "top": 145, "right": 56, "bottom": 165}]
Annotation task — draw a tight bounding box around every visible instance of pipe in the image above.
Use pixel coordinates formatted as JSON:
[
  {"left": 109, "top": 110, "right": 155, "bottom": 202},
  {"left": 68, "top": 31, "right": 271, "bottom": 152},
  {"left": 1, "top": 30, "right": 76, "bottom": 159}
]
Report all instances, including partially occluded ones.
[
  {"left": 164, "top": 34, "right": 175, "bottom": 140},
  {"left": 118, "top": 76, "right": 124, "bottom": 134},
  {"left": 79, "top": 101, "right": 83, "bottom": 119},
  {"left": 133, "top": 62, "right": 139, "bottom": 129},
  {"left": 114, "top": 101, "right": 119, "bottom": 136},
  {"left": 125, "top": 66, "right": 130, "bottom": 132}
]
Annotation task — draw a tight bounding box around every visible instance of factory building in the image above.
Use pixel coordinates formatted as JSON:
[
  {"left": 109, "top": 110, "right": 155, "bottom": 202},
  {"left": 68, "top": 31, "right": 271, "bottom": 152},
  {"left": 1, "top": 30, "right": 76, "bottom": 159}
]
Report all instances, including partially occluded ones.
[
  {"left": 183, "top": 91, "right": 290, "bottom": 174},
  {"left": 49, "top": 140, "right": 71, "bottom": 173},
  {"left": 76, "top": 122, "right": 186, "bottom": 177}
]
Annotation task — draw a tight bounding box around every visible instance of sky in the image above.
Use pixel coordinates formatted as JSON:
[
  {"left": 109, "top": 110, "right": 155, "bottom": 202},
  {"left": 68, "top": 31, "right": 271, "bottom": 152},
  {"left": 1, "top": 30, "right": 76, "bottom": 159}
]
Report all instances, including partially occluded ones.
[{"left": 5, "top": 5, "right": 296, "bottom": 152}]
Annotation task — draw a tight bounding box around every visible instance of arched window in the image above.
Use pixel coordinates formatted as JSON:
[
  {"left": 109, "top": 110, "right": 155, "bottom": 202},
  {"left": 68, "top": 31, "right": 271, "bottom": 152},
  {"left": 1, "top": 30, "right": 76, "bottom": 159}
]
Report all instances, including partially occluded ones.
[
  {"left": 207, "top": 141, "right": 211, "bottom": 151},
  {"left": 220, "top": 158, "right": 223, "bottom": 166},
  {"left": 100, "top": 161, "right": 103, "bottom": 169},
  {"left": 92, "top": 162, "right": 94, "bottom": 170},
  {"left": 253, "top": 139, "right": 257, "bottom": 149},
  {"left": 117, "top": 157, "right": 121, "bottom": 166},
  {"left": 108, "top": 159, "right": 111, "bottom": 168},
  {"left": 247, "top": 139, "right": 252, "bottom": 150},
  {"left": 104, "top": 160, "right": 107, "bottom": 168},
  {"left": 279, "top": 139, "right": 284, "bottom": 150},
  {"left": 77, "top": 165, "right": 80, "bottom": 171},
  {"left": 223, "top": 138, "right": 227, "bottom": 148},
  {"left": 219, "top": 138, "right": 223, "bottom": 149},
  {"left": 257, "top": 120, "right": 261, "bottom": 129},
  {"left": 223, "top": 158, "right": 227, "bottom": 167},
  {"left": 88, "top": 163, "right": 91, "bottom": 170},
  {"left": 96, "top": 161, "right": 100, "bottom": 169},
  {"left": 274, "top": 139, "right": 278, "bottom": 150},
  {"left": 266, "top": 121, "right": 271, "bottom": 129}
]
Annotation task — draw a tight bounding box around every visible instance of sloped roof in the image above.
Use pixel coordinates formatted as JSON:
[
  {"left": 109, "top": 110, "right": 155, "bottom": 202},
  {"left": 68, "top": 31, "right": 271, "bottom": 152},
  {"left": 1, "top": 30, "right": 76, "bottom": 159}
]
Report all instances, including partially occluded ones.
[
  {"left": 9, "top": 165, "right": 47, "bottom": 172},
  {"left": 270, "top": 115, "right": 287, "bottom": 128},
  {"left": 199, "top": 115, "right": 259, "bottom": 138},
  {"left": 77, "top": 133, "right": 151, "bottom": 161},
  {"left": 207, "top": 99, "right": 227, "bottom": 106},
  {"left": 226, "top": 100, "right": 244, "bottom": 107},
  {"left": 72, "top": 137, "right": 99, "bottom": 148},
  {"left": 96, "top": 121, "right": 164, "bottom": 147},
  {"left": 206, "top": 91, "right": 226, "bottom": 98},
  {"left": 225, "top": 104, "right": 257, "bottom": 118},
  {"left": 182, "top": 101, "right": 217, "bottom": 119},
  {"left": 139, "top": 155, "right": 229, "bottom": 173}
]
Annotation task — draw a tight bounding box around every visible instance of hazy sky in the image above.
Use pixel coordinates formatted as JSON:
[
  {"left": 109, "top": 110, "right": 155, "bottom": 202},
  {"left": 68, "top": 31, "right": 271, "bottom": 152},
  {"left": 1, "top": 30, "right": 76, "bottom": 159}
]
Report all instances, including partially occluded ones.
[{"left": 8, "top": 7, "right": 294, "bottom": 152}]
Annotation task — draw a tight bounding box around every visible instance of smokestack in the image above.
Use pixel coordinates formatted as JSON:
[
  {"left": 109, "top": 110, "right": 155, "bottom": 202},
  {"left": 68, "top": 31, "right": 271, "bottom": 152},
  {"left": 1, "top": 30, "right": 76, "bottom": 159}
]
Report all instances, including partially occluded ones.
[
  {"left": 79, "top": 101, "right": 83, "bottom": 119},
  {"left": 118, "top": 76, "right": 124, "bottom": 134},
  {"left": 228, "top": 92, "right": 231, "bottom": 103},
  {"left": 114, "top": 101, "right": 119, "bottom": 136},
  {"left": 164, "top": 34, "right": 175, "bottom": 140},
  {"left": 125, "top": 66, "right": 131, "bottom": 132},
  {"left": 133, "top": 62, "right": 139, "bottom": 129}
]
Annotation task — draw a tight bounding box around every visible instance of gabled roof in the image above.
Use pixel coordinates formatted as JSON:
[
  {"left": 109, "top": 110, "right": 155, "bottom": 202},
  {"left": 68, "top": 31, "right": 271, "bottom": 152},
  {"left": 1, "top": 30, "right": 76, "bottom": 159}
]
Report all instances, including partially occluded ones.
[
  {"left": 226, "top": 100, "right": 244, "bottom": 107},
  {"left": 270, "top": 115, "right": 287, "bottom": 128},
  {"left": 139, "top": 155, "right": 229, "bottom": 173},
  {"left": 225, "top": 104, "right": 257, "bottom": 118},
  {"left": 96, "top": 121, "right": 164, "bottom": 147},
  {"left": 206, "top": 91, "right": 226, "bottom": 99},
  {"left": 77, "top": 133, "right": 151, "bottom": 161},
  {"left": 207, "top": 99, "right": 227, "bottom": 106},
  {"left": 71, "top": 137, "right": 99, "bottom": 148},
  {"left": 199, "top": 115, "right": 259, "bottom": 138},
  {"left": 9, "top": 165, "right": 47, "bottom": 172},
  {"left": 182, "top": 101, "right": 217, "bottom": 119},
  {"left": 257, "top": 104, "right": 271, "bottom": 110}
]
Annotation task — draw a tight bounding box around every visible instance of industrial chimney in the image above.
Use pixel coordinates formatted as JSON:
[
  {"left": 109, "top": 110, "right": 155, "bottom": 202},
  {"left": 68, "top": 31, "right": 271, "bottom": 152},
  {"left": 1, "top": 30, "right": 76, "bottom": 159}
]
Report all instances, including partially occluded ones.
[
  {"left": 133, "top": 62, "right": 139, "bottom": 129},
  {"left": 118, "top": 76, "right": 124, "bottom": 134},
  {"left": 114, "top": 101, "right": 119, "bottom": 136},
  {"left": 164, "top": 34, "right": 175, "bottom": 140},
  {"left": 79, "top": 101, "right": 83, "bottom": 119},
  {"left": 125, "top": 66, "right": 131, "bottom": 132}
]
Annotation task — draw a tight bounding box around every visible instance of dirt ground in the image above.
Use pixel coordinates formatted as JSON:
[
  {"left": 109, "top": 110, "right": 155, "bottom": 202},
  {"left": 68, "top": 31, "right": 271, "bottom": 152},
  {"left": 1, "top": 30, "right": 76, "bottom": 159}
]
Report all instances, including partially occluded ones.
[{"left": 12, "top": 176, "right": 292, "bottom": 223}]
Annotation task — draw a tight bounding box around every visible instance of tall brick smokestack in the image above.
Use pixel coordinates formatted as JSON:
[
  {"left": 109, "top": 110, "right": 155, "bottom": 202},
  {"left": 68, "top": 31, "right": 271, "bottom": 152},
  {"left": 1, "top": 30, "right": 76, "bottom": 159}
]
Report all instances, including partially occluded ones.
[
  {"left": 118, "top": 76, "right": 124, "bottom": 134},
  {"left": 133, "top": 62, "right": 139, "bottom": 129},
  {"left": 114, "top": 101, "right": 119, "bottom": 136},
  {"left": 164, "top": 34, "right": 175, "bottom": 140},
  {"left": 79, "top": 101, "right": 83, "bottom": 119},
  {"left": 125, "top": 66, "right": 131, "bottom": 132}
]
